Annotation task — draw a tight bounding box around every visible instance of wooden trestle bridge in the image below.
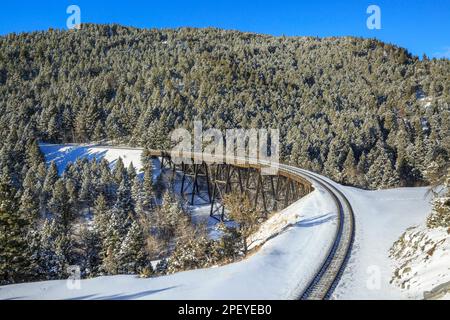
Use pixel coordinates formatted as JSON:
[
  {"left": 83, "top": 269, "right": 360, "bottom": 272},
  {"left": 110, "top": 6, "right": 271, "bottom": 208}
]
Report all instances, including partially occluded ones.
[{"left": 148, "top": 150, "right": 313, "bottom": 221}]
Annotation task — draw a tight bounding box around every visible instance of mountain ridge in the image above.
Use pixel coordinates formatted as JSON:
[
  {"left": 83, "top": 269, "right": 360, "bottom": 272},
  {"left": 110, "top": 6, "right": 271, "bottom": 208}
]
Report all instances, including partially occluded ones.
[{"left": 0, "top": 23, "right": 449, "bottom": 189}]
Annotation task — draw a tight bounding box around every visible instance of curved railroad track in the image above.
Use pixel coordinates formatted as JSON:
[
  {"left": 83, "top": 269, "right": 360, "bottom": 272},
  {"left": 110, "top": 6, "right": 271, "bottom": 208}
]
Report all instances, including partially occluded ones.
[
  {"left": 293, "top": 167, "right": 355, "bottom": 300},
  {"left": 263, "top": 162, "right": 354, "bottom": 299}
]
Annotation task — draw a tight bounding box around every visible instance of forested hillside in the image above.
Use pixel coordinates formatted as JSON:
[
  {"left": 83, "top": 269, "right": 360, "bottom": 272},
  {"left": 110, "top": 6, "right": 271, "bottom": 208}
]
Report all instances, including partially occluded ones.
[{"left": 0, "top": 24, "right": 449, "bottom": 191}]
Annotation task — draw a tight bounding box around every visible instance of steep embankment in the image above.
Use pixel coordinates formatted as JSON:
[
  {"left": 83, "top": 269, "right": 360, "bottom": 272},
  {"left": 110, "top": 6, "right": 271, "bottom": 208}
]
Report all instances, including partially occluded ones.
[{"left": 390, "top": 225, "right": 450, "bottom": 299}]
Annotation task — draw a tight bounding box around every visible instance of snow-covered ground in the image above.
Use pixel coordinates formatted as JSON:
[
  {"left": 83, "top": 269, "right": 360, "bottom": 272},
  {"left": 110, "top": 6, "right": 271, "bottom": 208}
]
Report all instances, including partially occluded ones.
[
  {"left": 0, "top": 188, "right": 337, "bottom": 300},
  {"left": 40, "top": 143, "right": 145, "bottom": 174},
  {"left": 331, "top": 185, "right": 433, "bottom": 299},
  {"left": 0, "top": 144, "right": 444, "bottom": 300},
  {"left": 390, "top": 225, "right": 450, "bottom": 299}
]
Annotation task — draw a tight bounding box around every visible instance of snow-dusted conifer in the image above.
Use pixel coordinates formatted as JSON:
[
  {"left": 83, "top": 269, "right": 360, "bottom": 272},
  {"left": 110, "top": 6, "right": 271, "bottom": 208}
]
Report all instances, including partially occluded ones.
[{"left": 117, "top": 219, "right": 151, "bottom": 275}]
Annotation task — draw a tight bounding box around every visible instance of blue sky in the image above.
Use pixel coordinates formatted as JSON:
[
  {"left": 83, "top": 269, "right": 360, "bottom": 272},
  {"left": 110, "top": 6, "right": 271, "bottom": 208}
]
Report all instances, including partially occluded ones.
[{"left": 0, "top": 0, "right": 449, "bottom": 58}]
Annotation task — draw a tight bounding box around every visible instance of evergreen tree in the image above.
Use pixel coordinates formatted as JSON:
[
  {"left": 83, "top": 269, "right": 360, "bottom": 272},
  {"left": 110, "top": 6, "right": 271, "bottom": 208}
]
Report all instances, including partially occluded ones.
[
  {"left": 427, "top": 167, "right": 450, "bottom": 229},
  {"left": 99, "top": 160, "right": 114, "bottom": 199},
  {"left": 117, "top": 220, "right": 152, "bottom": 275},
  {"left": 127, "top": 162, "right": 136, "bottom": 181},
  {"left": 142, "top": 167, "right": 155, "bottom": 210},
  {"left": 48, "top": 179, "right": 74, "bottom": 230},
  {"left": 100, "top": 208, "right": 125, "bottom": 275},
  {"left": 131, "top": 176, "right": 145, "bottom": 215},
  {"left": 0, "top": 180, "right": 32, "bottom": 284},
  {"left": 26, "top": 140, "right": 45, "bottom": 167},
  {"left": 141, "top": 148, "right": 154, "bottom": 172},
  {"left": 342, "top": 148, "right": 357, "bottom": 185},
  {"left": 222, "top": 192, "right": 260, "bottom": 254},
  {"left": 113, "top": 157, "right": 126, "bottom": 184},
  {"left": 115, "top": 177, "right": 133, "bottom": 214},
  {"left": 153, "top": 192, "right": 184, "bottom": 243},
  {"left": 366, "top": 141, "right": 399, "bottom": 189},
  {"left": 20, "top": 166, "right": 41, "bottom": 221},
  {"left": 78, "top": 225, "right": 102, "bottom": 277},
  {"left": 42, "top": 161, "right": 59, "bottom": 210},
  {"left": 93, "top": 194, "right": 110, "bottom": 238},
  {"left": 38, "top": 219, "right": 72, "bottom": 280}
]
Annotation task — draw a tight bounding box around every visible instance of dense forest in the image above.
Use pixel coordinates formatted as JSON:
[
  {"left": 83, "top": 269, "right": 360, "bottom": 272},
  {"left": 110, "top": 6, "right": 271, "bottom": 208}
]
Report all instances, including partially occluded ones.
[
  {"left": 1, "top": 24, "right": 449, "bottom": 189},
  {"left": 0, "top": 24, "right": 449, "bottom": 284},
  {"left": 0, "top": 141, "right": 250, "bottom": 284}
]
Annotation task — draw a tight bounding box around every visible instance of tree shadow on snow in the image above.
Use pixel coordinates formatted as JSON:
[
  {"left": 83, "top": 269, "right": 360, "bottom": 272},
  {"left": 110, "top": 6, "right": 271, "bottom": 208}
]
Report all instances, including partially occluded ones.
[
  {"left": 294, "top": 213, "right": 336, "bottom": 227},
  {"left": 67, "top": 286, "right": 179, "bottom": 300},
  {"left": 40, "top": 144, "right": 109, "bottom": 174}
]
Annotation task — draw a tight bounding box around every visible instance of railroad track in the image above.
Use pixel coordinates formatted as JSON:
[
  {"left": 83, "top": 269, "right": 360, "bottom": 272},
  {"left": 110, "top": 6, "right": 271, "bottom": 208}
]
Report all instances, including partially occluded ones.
[
  {"left": 293, "top": 168, "right": 355, "bottom": 300},
  {"left": 270, "top": 163, "right": 354, "bottom": 300}
]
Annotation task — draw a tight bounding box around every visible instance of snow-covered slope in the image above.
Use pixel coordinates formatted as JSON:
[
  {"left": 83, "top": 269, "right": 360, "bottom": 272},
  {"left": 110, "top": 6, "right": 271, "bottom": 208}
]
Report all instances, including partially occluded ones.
[
  {"left": 331, "top": 186, "right": 432, "bottom": 299},
  {"left": 390, "top": 225, "right": 450, "bottom": 299},
  {"left": 40, "top": 143, "right": 144, "bottom": 174}
]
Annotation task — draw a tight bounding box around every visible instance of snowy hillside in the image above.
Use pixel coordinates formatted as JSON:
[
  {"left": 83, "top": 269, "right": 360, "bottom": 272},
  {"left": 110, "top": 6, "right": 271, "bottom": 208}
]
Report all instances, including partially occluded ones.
[
  {"left": 390, "top": 225, "right": 450, "bottom": 299},
  {"left": 0, "top": 144, "right": 442, "bottom": 300},
  {"left": 40, "top": 143, "right": 145, "bottom": 174},
  {"left": 331, "top": 186, "right": 432, "bottom": 299}
]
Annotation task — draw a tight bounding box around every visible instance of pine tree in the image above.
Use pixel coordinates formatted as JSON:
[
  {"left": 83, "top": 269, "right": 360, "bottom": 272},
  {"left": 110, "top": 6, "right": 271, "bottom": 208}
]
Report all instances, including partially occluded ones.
[
  {"left": 37, "top": 219, "right": 72, "bottom": 280},
  {"left": 92, "top": 194, "right": 114, "bottom": 274},
  {"left": 427, "top": 167, "right": 450, "bottom": 229},
  {"left": 117, "top": 220, "right": 152, "bottom": 275},
  {"left": 167, "top": 234, "right": 218, "bottom": 274},
  {"left": 113, "top": 157, "right": 125, "bottom": 184},
  {"left": 78, "top": 225, "right": 102, "bottom": 277},
  {"left": 216, "top": 222, "right": 241, "bottom": 261},
  {"left": 222, "top": 192, "right": 260, "bottom": 254},
  {"left": 100, "top": 208, "right": 125, "bottom": 275},
  {"left": 141, "top": 147, "right": 154, "bottom": 172},
  {"left": 0, "top": 179, "right": 32, "bottom": 284},
  {"left": 79, "top": 164, "right": 96, "bottom": 213},
  {"left": 65, "top": 179, "right": 78, "bottom": 212},
  {"left": 93, "top": 194, "right": 110, "bottom": 237},
  {"left": 42, "top": 161, "right": 59, "bottom": 210},
  {"left": 342, "top": 148, "right": 357, "bottom": 185},
  {"left": 155, "top": 258, "right": 168, "bottom": 275},
  {"left": 142, "top": 167, "right": 155, "bottom": 210},
  {"left": 366, "top": 141, "right": 399, "bottom": 189},
  {"left": 93, "top": 120, "right": 105, "bottom": 141},
  {"left": 131, "top": 176, "right": 144, "bottom": 214},
  {"left": 153, "top": 192, "right": 183, "bottom": 242},
  {"left": 20, "top": 166, "right": 41, "bottom": 221},
  {"left": 27, "top": 227, "right": 44, "bottom": 280},
  {"left": 115, "top": 177, "right": 133, "bottom": 214},
  {"left": 99, "top": 160, "right": 114, "bottom": 199},
  {"left": 48, "top": 179, "right": 74, "bottom": 230},
  {"left": 127, "top": 162, "right": 136, "bottom": 181},
  {"left": 26, "top": 140, "right": 45, "bottom": 167}
]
